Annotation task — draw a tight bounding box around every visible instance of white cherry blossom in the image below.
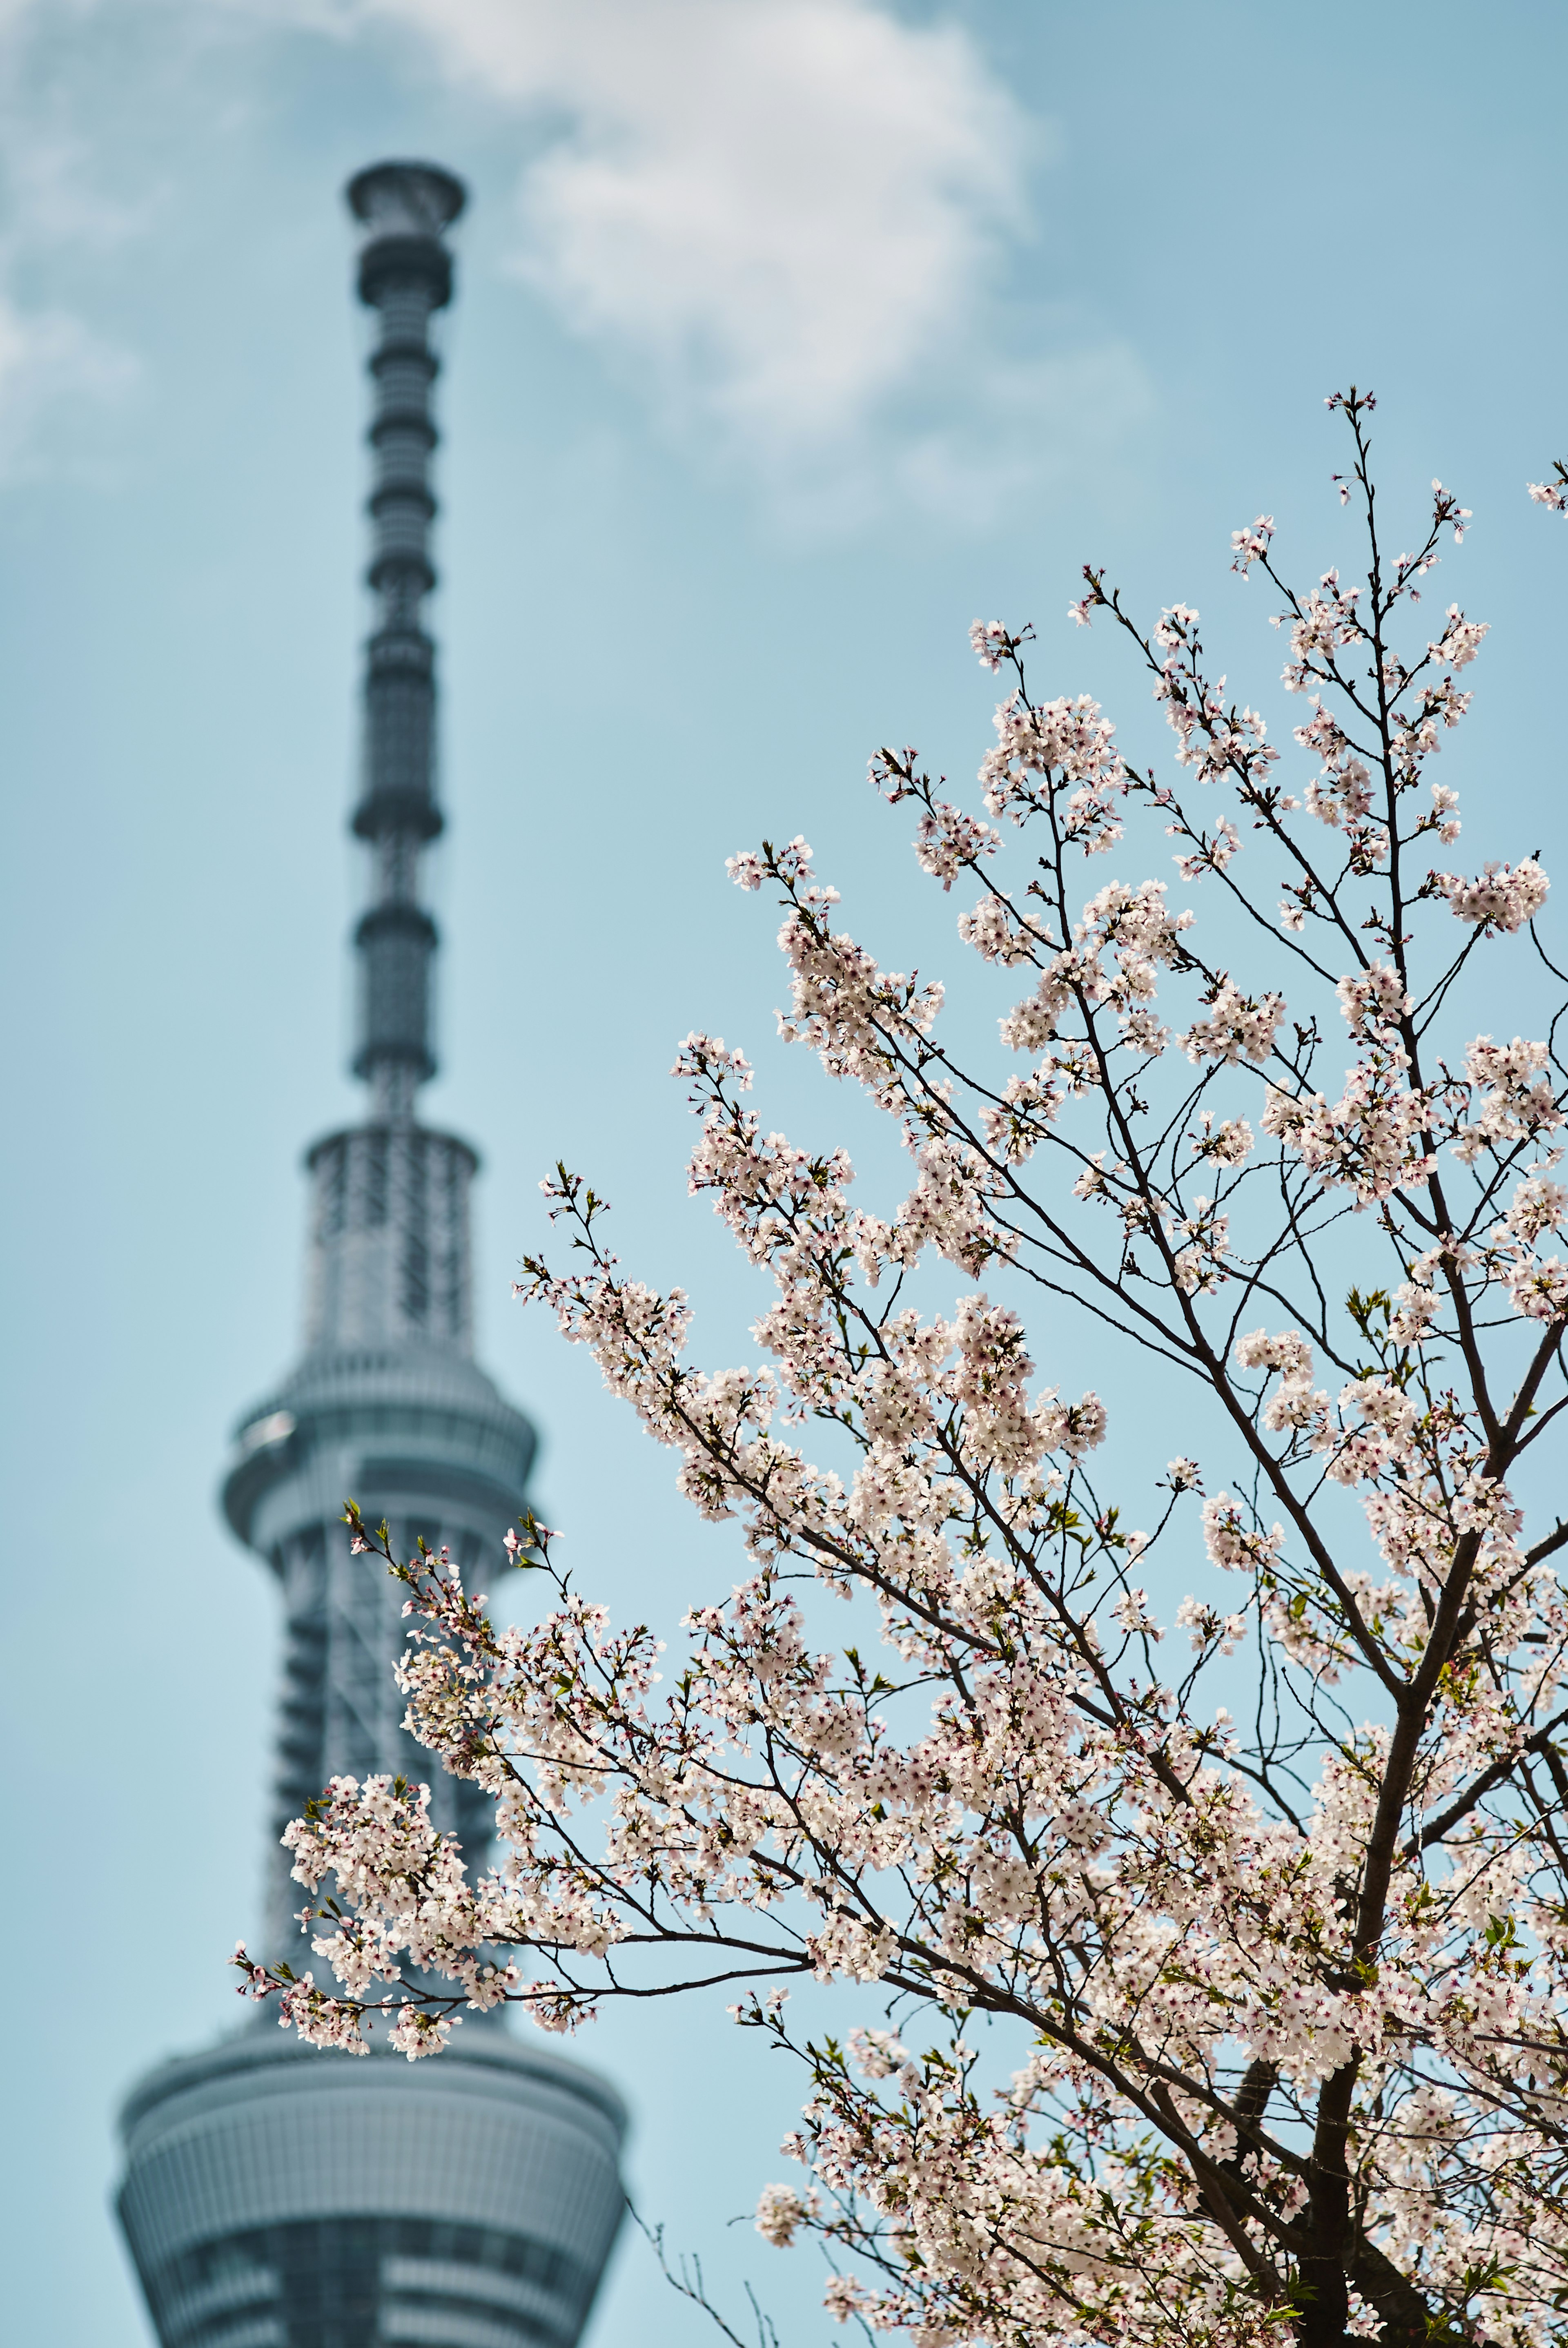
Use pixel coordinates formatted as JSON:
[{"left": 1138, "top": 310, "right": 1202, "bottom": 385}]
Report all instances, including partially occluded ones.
[{"left": 237, "top": 393, "right": 1568, "bottom": 2348}]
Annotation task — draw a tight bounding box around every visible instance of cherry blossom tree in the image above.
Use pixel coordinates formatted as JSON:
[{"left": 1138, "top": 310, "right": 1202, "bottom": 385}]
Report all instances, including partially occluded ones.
[{"left": 237, "top": 390, "right": 1568, "bottom": 2348}]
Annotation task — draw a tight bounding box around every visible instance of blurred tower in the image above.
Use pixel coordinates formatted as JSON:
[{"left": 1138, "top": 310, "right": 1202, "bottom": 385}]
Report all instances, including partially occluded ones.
[{"left": 116, "top": 164, "right": 626, "bottom": 2348}]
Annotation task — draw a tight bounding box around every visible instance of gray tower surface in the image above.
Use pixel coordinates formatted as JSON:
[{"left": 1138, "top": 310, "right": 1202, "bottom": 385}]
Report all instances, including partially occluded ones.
[{"left": 116, "top": 164, "right": 627, "bottom": 2348}]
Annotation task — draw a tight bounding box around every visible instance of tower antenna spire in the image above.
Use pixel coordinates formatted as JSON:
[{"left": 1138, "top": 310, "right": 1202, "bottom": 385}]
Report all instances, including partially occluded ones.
[{"left": 346, "top": 160, "right": 466, "bottom": 1125}]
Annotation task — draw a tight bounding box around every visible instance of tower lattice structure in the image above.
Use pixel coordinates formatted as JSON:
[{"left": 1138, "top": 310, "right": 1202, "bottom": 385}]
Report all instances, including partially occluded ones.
[{"left": 116, "top": 164, "right": 626, "bottom": 2348}]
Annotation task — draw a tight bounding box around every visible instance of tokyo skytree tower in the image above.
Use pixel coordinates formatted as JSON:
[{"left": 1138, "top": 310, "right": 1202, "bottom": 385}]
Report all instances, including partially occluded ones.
[{"left": 116, "top": 163, "right": 627, "bottom": 2348}]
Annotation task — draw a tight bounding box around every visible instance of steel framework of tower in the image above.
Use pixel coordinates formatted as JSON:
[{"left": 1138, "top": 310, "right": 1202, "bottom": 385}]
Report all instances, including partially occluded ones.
[{"left": 116, "top": 164, "right": 627, "bottom": 2348}]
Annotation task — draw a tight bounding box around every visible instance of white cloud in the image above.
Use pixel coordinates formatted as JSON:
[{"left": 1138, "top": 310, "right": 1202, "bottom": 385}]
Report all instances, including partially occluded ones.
[
  {"left": 363, "top": 0, "right": 1022, "bottom": 446},
  {"left": 0, "top": 1, "right": 143, "bottom": 478},
  {"left": 343, "top": 0, "right": 1145, "bottom": 517}
]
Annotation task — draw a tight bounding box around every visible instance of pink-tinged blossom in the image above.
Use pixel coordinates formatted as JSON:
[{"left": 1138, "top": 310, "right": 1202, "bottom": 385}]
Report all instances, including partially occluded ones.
[
  {"left": 1454, "top": 1035, "right": 1564, "bottom": 1162},
  {"left": 1181, "top": 979, "right": 1285, "bottom": 1067},
  {"left": 1174, "top": 1595, "right": 1247, "bottom": 1655},
  {"left": 1293, "top": 696, "right": 1380, "bottom": 837},
  {"left": 1202, "top": 1494, "right": 1285, "bottom": 1571},
  {"left": 1437, "top": 856, "right": 1550, "bottom": 933},
  {"left": 1429, "top": 604, "right": 1488, "bottom": 671},
  {"left": 673, "top": 1032, "right": 754, "bottom": 1091},
  {"left": 1325, "top": 1379, "right": 1419, "bottom": 1486},
  {"left": 1152, "top": 620, "right": 1278, "bottom": 795},
  {"left": 979, "top": 691, "right": 1127, "bottom": 849},
  {"left": 969, "top": 618, "right": 1030, "bottom": 673},
  {"left": 1109, "top": 1585, "right": 1161, "bottom": 1638},
  {"left": 1234, "top": 1328, "right": 1328, "bottom": 1437},
  {"left": 1429, "top": 782, "right": 1462, "bottom": 845},
  {"left": 1034, "top": 1388, "right": 1107, "bottom": 1460},
  {"left": 957, "top": 891, "right": 1036, "bottom": 966},
  {"left": 1431, "top": 479, "right": 1472, "bottom": 542},
  {"left": 1506, "top": 1177, "right": 1568, "bottom": 1242},
  {"left": 1282, "top": 570, "right": 1365, "bottom": 693},
  {"left": 1172, "top": 1196, "right": 1230, "bottom": 1293},
  {"left": 389, "top": 2007, "right": 455, "bottom": 2059},
  {"left": 1389, "top": 1279, "right": 1441, "bottom": 1345},
  {"left": 1174, "top": 816, "right": 1240, "bottom": 882},
  {"left": 1263, "top": 1065, "right": 1435, "bottom": 1209},
  {"left": 912, "top": 799, "right": 1000, "bottom": 891},
  {"left": 755, "top": 2184, "right": 814, "bottom": 2246},
  {"left": 1506, "top": 1254, "right": 1568, "bottom": 1322},
  {"left": 821, "top": 2275, "right": 867, "bottom": 2324},
  {"left": 847, "top": 2026, "right": 909, "bottom": 2079},
  {"left": 978, "top": 1068, "right": 1066, "bottom": 1163},
  {"left": 1337, "top": 962, "right": 1410, "bottom": 1043},
  {"left": 1230, "top": 514, "right": 1275, "bottom": 576},
  {"left": 1189, "top": 1112, "right": 1254, "bottom": 1165}
]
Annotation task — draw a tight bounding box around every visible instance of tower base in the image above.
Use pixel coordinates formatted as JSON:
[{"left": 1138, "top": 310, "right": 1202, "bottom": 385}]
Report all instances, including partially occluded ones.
[{"left": 118, "top": 2021, "right": 626, "bottom": 2348}]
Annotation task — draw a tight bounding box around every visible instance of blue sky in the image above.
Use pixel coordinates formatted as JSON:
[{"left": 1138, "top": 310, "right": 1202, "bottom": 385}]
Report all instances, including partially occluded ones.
[{"left": 4, "top": 2, "right": 1568, "bottom": 2340}]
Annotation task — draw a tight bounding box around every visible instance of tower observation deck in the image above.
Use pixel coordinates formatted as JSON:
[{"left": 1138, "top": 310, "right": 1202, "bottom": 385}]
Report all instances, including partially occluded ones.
[{"left": 116, "top": 165, "right": 627, "bottom": 2348}]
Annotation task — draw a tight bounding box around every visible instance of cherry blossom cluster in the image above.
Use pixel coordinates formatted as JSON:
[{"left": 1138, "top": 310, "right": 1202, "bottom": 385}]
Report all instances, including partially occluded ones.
[{"left": 240, "top": 394, "right": 1568, "bottom": 2348}]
